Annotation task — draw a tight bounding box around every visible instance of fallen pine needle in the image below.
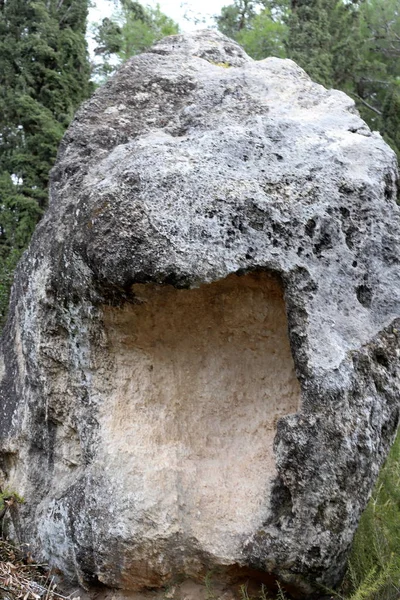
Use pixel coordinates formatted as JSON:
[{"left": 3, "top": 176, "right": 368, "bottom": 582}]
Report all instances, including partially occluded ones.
[{"left": 0, "top": 541, "right": 75, "bottom": 600}]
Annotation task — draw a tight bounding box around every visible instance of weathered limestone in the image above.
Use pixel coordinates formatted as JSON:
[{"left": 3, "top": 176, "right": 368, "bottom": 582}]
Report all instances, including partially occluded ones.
[{"left": 1, "top": 30, "right": 400, "bottom": 598}]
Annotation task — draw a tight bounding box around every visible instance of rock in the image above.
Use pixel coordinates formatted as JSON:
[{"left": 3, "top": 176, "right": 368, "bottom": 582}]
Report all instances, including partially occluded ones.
[{"left": 1, "top": 29, "right": 400, "bottom": 598}]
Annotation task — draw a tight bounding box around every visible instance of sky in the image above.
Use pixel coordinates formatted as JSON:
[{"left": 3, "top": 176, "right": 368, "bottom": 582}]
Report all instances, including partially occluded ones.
[{"left": 88, "top": 0, "right": 229, "bottom": 33}]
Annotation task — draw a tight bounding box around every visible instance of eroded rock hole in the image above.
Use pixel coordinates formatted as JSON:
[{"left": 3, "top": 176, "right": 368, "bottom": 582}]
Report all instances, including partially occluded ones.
[
  {"left": 356, "top": 283, "right": 373, "bottom": 308},
  {"left": 100, "top": 271, "right": 301, "bottom": 559}
]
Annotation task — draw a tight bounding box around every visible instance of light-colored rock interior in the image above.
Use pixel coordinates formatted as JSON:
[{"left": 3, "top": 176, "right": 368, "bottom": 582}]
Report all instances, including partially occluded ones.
[{"left": 99, "top": 271, "right": 301, "bottom": 562}]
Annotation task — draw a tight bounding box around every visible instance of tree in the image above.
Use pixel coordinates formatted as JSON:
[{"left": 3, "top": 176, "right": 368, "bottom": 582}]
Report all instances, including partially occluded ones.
[
  {"left": 381, "top": 87, "right": 400, "bottom": 162},
  {"left": 216, "top": 0, "right": 288, "bottom": 59},
  {"left": 287, "top": 0, "right": 337, "bottom": 87},
  {"left": 237, "top": 8, "right": 287, "bottom": 59},
  {"left": 0, "top": 0, "right": 93, "bottom": 331},
  {"left": 328, "top": 0, "right": 362, "bottom": 91},
  {"left": 216, "top": 0, "right": 260, "bottom": 39},
  {"left": 351, "top": 0, "right": 400, "bottom": 157},
  {"left": 93, "top": 1, "right": 179, "bottom": 80}
]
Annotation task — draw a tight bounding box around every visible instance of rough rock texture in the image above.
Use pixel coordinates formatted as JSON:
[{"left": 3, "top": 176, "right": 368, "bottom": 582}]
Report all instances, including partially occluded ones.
[{"left": 1, "top": 30, "right": 400, "bottom": 598}]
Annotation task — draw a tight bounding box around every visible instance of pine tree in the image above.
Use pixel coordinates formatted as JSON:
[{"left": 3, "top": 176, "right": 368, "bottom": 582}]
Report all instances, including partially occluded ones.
[
  {"left": 353, "top": 0, "right": 400, "bottom": 158},
  {"left": 286, "top": 0, "right": 334, "bottom": 86},
  {"left": 0, "top": 0, "right": 93, "bottom": 331},
  {"left": 381, "top": 88, "right": 400, "bottom": 162}
]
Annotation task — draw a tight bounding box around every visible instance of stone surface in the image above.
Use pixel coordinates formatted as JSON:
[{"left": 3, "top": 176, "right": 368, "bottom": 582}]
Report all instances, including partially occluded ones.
[{"left": 1, "top": 29, "right": 400, "bottom": 598}]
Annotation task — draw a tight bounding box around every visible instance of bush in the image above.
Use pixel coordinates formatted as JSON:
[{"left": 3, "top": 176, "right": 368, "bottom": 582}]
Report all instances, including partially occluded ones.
[{"left": 338, "top": 432, "right": 400, "bottom": 600}]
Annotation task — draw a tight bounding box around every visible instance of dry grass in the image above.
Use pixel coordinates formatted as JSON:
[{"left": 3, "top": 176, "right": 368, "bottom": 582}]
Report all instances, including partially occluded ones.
[{"left": 0, "top": 540, "right": 74, "bottom": 600}]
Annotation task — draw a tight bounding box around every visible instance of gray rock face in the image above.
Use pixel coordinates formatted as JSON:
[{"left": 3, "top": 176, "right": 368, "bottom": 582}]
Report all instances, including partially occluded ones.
[{"left": 1, "top": 30, "right": 400, "bottom": 598}]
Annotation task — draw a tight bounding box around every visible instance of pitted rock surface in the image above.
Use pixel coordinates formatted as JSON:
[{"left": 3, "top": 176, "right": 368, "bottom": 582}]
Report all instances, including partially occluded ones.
[{"left": 1, "top": 30, "right": 400, "bottom": 598}]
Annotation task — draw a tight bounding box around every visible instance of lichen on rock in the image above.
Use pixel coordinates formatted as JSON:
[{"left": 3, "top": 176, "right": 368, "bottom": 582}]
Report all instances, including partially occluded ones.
[{"left": 1, "top": 29, "right": 400, "bottom": 598}]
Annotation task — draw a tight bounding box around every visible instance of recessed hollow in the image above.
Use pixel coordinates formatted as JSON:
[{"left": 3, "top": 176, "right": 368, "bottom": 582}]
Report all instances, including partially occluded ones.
[{"left": 99, "top": 271, "right": 301, "bottom": 567}]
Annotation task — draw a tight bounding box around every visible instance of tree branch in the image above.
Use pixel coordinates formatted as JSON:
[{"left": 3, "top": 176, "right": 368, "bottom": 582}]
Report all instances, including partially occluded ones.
[{"left": 349, "top": 93, "right": 383, "bottom": 116}]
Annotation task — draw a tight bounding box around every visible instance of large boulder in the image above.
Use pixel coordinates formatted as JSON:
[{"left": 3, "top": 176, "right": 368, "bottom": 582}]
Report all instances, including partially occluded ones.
[{"left": 1, "top": 30, "right": 400, "bottom": 598}]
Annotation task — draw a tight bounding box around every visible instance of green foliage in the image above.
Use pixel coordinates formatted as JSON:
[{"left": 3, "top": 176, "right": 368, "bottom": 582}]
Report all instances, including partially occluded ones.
[
  {"left": 338, "top": 433, "right": 400, "bottom": 600},
  {"left": 275, "top": 583, "right": 288, "bottom": 600},
  {"left": 285, "top": 0, "right": 364, "bottom": 90},
  {"left": 216, "top": 0, "right": 260, "bottom": 39},
  {"left": 204, "top": 570, "right": 218, "bottom": 600},
  {"left": 286, "top": 0, "right": 333, "bottom": 86},
  {"left": 0, "top": 0, "right": 93, "bottom": 334},
  {"left": 216, "top": 0, "right": 288, "bottom": 59},
  {"left": 236, "top": 580, "right": 285, "bottom": 600},
  {"left": 239, "top": 582, "right": 252, "bottom": 600},
  {"left": 346, "top": 0, "right": 400, "bottom": 158},
  {"left": 382, "top": 87, "right": 400, "bottom": 163},
  {"left": 0, "top": 490, "right": 24, "bottom": 511},
  {"left": 93, "top": 1, "right": 179, "bottom": 80},
  {"left": 0, "top": 172, "right": 42, "bottom": 330},
  {"left": 120, "top": 4, "right": 178, "bottom": 60},
  {"left": 236, "top": 8, "right": 287, "bottom": 59}
]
